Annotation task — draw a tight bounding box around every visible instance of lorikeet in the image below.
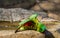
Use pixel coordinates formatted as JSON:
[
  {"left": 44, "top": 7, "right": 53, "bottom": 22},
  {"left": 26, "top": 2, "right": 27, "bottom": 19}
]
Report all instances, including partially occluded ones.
[{"left": 15, "top": 14, "right": 46, "bottom": 33}]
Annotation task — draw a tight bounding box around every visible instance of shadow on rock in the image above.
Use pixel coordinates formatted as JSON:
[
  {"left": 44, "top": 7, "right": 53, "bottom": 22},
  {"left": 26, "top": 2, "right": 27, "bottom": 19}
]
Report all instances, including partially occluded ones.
[{"left": 43, "top": 30, "right": 55, "bottom": 38}]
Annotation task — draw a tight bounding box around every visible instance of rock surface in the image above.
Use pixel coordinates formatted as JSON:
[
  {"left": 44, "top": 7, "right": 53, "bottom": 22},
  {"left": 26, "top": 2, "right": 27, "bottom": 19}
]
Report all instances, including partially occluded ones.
[
  {"left": 0, "top": 30, "right": 45, "bottom": 38},
  {"left": 40, "top": 1, "right": 55, "bottom": 10},
  {"left": 47, "top": 0, "right": 60, "bottom": 4},
  {"left": 0, "top": 0, "right": 36, "bottom": 9},
  {"left": 48, "top": 11, "right": 60, "bottom": 20},
  {"left": 31, "top": 0, "right": 60, "bottom": 20},
  {"left": 0, "top": 24, "right": 60, "bottom": 38},
  {"left": 0, "top": 8, "right": 47, "bottom": 22},
  {"left": 0, "top": 0, "right": 60, "bottom": 20}
]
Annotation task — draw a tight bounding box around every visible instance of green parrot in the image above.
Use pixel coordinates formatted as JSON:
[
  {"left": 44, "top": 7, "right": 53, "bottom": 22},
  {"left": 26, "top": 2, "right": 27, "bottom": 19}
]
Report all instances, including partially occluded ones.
[{"left": 15, "top": 14, "right": 46, "bottom": 33}]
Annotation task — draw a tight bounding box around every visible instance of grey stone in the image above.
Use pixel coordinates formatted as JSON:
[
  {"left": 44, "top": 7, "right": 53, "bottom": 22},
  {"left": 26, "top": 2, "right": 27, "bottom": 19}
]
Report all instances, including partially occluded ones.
[{"left": 0, "top": 8, "right": 47, "bottom": 22}]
